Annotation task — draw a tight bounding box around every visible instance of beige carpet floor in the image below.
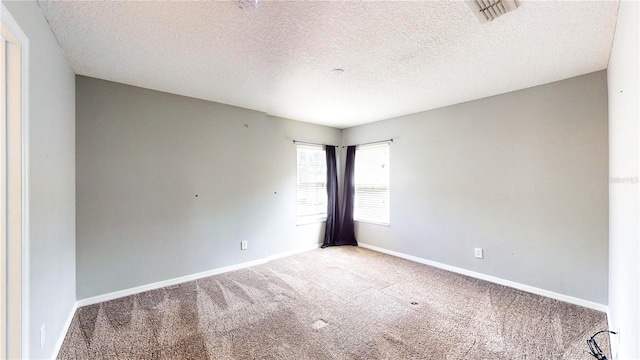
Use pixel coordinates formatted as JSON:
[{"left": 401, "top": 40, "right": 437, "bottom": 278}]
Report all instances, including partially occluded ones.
[{"left": 58, "top": 246, "right": 609, "bottom": 359}]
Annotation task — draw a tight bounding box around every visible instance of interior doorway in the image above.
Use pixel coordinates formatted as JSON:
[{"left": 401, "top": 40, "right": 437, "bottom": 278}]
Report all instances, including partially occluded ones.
[{"left": 1, "top": 4, "right": 30, "bottom": 359}]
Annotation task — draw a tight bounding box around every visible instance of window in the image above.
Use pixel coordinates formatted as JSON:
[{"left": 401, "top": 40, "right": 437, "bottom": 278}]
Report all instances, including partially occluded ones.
[
  {"left": 296, "top": 144, "right": 327, "bottom": 224},
  {"left": 354, "top": 143, "right": 390, "bottom": 225}
]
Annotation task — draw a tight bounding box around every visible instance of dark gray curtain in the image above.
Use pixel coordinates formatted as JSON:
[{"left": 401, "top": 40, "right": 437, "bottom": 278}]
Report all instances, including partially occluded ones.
[
  {"left": 322, "top": 145, "right": 340, "bottom": 248},
  {"left": 336, "top": 146, "right": 357, "bottom": 246}
]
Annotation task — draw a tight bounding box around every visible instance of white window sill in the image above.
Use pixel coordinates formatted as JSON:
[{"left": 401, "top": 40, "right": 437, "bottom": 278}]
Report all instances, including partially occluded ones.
[{"left": 355, "top": 219, "right": 390, "bottom": 227}]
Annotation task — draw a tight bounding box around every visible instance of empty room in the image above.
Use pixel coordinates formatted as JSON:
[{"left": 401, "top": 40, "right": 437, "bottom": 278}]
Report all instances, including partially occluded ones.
[{"left": 1, "top": 0, "right": 638, "bottom": 359}]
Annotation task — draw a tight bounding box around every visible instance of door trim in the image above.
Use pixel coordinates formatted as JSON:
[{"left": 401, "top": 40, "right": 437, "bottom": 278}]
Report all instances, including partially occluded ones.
[{"left": 1, "top": 3, "right": 30, "bottom": 358}]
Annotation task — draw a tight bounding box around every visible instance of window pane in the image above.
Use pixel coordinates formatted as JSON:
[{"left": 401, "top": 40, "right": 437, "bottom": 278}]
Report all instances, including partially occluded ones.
[
  {"left": 354, "top": 143, "right": 389, "bottom": 224},
  {"left": 296, "top": 145, "right": 327, "bottom": 221}
]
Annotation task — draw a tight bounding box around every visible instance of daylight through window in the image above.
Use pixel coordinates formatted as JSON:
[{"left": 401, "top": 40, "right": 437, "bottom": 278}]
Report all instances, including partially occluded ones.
[
  {"left": 354, "top": 143, "right": 390, "bottom": 225},
  {"left": 296, "top": 144, "right": 327, "bottom": 224}
]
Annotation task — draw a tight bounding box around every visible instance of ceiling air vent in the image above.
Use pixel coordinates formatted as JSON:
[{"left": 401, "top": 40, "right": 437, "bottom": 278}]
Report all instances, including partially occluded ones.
[{"left": 465, "top": 0, "right": 519, "bottom": 23}]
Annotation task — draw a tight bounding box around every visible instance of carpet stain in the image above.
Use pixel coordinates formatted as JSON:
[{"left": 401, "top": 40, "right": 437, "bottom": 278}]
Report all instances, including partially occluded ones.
[{"left": 312, "top": 319, "right": 328, "bottom": 329}]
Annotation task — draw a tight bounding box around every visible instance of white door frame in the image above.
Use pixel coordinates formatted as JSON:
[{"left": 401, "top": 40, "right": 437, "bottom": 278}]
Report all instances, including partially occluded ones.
[{"left": 1, "top": 3, "right": 30, "bottom": 359}]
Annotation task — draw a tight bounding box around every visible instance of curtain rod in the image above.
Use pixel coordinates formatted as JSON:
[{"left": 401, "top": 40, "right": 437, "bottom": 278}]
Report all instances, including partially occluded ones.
[
  {"left": 342, "top": 138, "right": 393, "bottom": 148},
  {"left": 292, "top": 140, "right": 338, "bottom": 147}
]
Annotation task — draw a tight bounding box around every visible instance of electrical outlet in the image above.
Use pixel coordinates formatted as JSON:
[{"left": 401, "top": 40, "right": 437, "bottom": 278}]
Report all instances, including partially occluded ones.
[
  {"left": 241, "top": 241, "right": 248, "bottom": 250},
  {"left": 40, "top": 324, "right": 45, "bottom": 348},
  {"left": 474, "top": 248, "right": 484, "bottom": 259}
]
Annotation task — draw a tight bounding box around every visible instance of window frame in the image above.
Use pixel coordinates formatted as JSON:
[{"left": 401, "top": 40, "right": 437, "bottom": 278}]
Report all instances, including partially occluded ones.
[
  {"left": 295, "top": 144, "right": 328, "bottom": 225},
  {"left": 353, "top": 142, "right": 390, "bottom": 226}
]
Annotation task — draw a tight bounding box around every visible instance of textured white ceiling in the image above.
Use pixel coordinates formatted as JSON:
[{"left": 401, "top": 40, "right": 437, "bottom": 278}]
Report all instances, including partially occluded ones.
[{"left": 39, "top": 0, "right": 619, "bottom": 129}]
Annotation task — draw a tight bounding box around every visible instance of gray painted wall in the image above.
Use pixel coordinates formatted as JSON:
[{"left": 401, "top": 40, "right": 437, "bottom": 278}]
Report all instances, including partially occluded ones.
[
  {"left": 342, "top": 71, "right": 609, "bottom": 305},
  {"left": 76, "top": 76, "right": 341, "bottom": 299},
  {"left": 3, "top": 1, "right": 77, "bottom": 358},
  {"left": 607, "top": 1, "right": 639, "bottom": 358}
]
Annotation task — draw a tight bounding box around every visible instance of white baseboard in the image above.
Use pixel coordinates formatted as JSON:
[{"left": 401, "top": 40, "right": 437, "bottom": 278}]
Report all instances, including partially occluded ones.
[
  {"left": 51, "top": 301, "right": 78, "bottom": 360},
  {"left": 358, "top": 242, "right": 608, "bottom": 313},
  {"left": 76, "top": 243, "right": 322, "bottom": 308},
  {"left": 58, "top": 242, "right": 608, "bottom": 359},
  {"left": 265, "top": 242, "right": 323, "bottom": 262},
  {"left": 54, "top": 243, "right": 320, "bottom": 359}
]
